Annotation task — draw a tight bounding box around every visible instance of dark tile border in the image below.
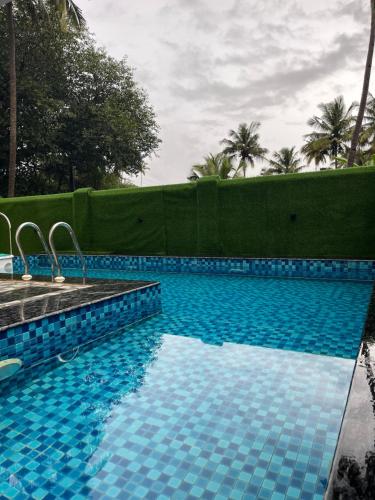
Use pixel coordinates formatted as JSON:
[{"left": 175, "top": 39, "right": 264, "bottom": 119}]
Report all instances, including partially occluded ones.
[
  {"left": 21, "top": 254, "right": 375, "bottom": 281},
  {"left": 0, "top": 274, "right": 158, "bottom": 331},
  {"left": 325, "top": 285, "right": 375, "bottom": 499}
]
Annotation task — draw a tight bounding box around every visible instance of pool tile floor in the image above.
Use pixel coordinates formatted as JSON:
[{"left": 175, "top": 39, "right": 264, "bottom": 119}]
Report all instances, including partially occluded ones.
[
  {"left": 0, "top": 271, "right": 372, "bottom": 499},
  {"left": 0, "top": 330, "right": 354, "bottom": 500}
]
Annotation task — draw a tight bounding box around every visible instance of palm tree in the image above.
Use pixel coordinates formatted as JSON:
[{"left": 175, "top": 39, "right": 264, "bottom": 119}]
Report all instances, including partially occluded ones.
[
  {"left": 348, "top": 0, "right": 375, "bottom": 167},
  {"left": 52, "top": 0, "right": 84, "bottom": 30},
  {"left": 262, "top": 147, "right": 303, "bottom": 175},
  {"left": 189, "top": 153, "right": 235, "bottom": 180},
  {"left": 363, "top": 92, "right": 375, "bottom": 133},
  {"left": 3, "top": 0, "right": 84, "bottom": 197},
  {"left": 336, "top": 153, "right": 375, "bottom": 168},
  {"left": 221, "top": 122, "right": 268, "bottom": 176},
  {"left": 358, "top": 93, "right": 375, "bottom": 158},
  {"left": 302, "top": 96, "right": 355, "bottom": 169}
]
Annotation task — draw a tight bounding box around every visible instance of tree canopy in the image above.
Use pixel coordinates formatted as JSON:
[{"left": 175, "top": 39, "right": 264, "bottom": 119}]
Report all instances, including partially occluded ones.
[
  {"left": 189, "top": 153, "right": 235, "bottom": 180},
  {"left": 221, "top": 122, "right": 268, "bottom": 176},
  {"left": 0, "top": 7, "right": 160, "bottom": 195},
  {"left": 262, "top": 147, "right": 303, "bottom": 176},
  {"left": 302, "top": 96, "right": 354, "bottom": 169}
]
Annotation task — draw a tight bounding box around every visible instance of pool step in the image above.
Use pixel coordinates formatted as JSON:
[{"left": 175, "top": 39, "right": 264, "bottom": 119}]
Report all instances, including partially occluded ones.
[{"left": 0, "top": 358, "right": 22, "bottom": 381}]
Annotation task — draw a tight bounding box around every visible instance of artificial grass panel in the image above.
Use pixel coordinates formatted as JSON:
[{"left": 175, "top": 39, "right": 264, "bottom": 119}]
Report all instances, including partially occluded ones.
[
  {"left": 89, "top": 186, "right": 166, "bottom": 255},
  {"left": 0, "top": 193, "right": 73, "bottom": 255},
  {"left": 163, "top": 183, "right": 197, "bottom": 256},
  {"left": 286, "top": 169, "right": 375, "bottom": 258},
  {"left": 73, "top": 188, "right": 93, "bottom": 251},
  {"left": 264, "top": 176, "right": 296, "bottom": 257},
  {"left": 196, "top": 177, "right": 221, "bottom": 256},
  {"left": 0, "top": 166, "right": 374, "bottom": 259},
  {"left": 219, "top": 167, "right": 375, "bottom": 258},
  {"left": 219, "top": 180, "right": 269, "bottom": 257}
]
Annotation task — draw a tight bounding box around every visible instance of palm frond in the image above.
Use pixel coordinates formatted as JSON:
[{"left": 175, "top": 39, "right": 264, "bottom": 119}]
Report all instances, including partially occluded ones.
[
  {"left": 221, "top": 122, "right": 267, "bottom": 174},
  {"left": 303, "top": 96, "right": 354, "bottom": 167},
  {"left": 265, "top": 147, "right": 303, "bottom": 174},
  {"left": 190, "top": 153, "right": 235, "bottom": 180},
  {"left": 48, "top": 0, "right": 85, "bottom": 30}
]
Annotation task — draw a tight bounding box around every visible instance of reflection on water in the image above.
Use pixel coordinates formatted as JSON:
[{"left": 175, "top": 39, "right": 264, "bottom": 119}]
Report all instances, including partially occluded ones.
[
  {"left": 329, "top": 341, "right": 375, "bottom": 500},
  {"left": 0, "top": 324, "right": 354, "bottom": 499}
]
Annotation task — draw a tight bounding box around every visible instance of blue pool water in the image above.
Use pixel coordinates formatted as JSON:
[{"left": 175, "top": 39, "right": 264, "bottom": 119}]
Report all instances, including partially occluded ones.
[{"left": 0, "top": 269, "right": 372, "bottom": 499}]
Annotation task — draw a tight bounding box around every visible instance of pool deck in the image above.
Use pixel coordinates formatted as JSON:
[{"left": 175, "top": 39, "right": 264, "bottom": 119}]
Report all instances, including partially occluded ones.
[
  {"left": 0, "top": 274, "right": 158, "bottom": 331},
  {"left": 326, "top": 285, "right": 375, "bottom": 498}
]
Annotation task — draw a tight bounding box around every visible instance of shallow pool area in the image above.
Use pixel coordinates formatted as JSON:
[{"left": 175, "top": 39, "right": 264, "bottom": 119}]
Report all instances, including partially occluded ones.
[
  {"left": 0, "top": 264, "right": 373, "bottom": 499},
  {"left": 33, "top": 267, "right": 372, "bottom": 359}
]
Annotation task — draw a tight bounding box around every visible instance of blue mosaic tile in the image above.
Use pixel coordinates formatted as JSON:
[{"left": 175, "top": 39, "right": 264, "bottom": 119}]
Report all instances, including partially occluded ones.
[
  {"left": 0, "top": 283, "right": 161, "bottom": 369},
  {"left": 1, "top": 259, "right": 372, "bottom": 498},
  {"left": 22, "top": 268, "right": 373, "bottom": 360},
  {"left": 0, "top": 328, "right": 354, "bottom": 499},
  {"left": 17, "top": 254, "right": 375, "bottom": 281}
]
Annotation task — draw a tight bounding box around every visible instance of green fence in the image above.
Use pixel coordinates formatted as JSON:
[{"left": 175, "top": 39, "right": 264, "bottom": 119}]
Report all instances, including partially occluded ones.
[{"left": 1, "top": 166, "right": 374, "bottom": 259}]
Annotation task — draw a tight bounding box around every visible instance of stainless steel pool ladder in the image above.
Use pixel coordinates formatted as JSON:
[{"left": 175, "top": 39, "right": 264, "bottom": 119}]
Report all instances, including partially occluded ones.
[
  {"left": 49, "top": 222, "right": 87, "bottom": 284},
  {"left": 15, "top": 222, "right": 55, "bottom": 281},
  {"left": 0, "top": 212, "right": 13, "bottom": 257}
]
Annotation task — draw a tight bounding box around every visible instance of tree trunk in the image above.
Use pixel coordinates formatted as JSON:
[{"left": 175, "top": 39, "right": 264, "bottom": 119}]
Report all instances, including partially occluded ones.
[
  {"left": 6, "top": 1, "right": 17, "bottom": 197},
  {"left": 69, "top": 165, "right": 76, "bottom": 192},
  {"left": 348, "top": 0, "right": 375, "bottom": 168},
  {"left": 334, "top": 147, "right": 338, "bottom": 169}
]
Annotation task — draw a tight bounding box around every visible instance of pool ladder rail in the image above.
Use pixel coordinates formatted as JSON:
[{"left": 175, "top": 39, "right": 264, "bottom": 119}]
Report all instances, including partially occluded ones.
[
  {"left": 0, "top": 212, "right": 13, "bottom": 257},
  {"left": 15, "top": 221, "right": 86, "bottom": 284},
  {"left": 16, "top": 222, "right": 55, "bottom": 282},
  {"left": 49, "top": 222, "right": 87, "bottom": 284}
]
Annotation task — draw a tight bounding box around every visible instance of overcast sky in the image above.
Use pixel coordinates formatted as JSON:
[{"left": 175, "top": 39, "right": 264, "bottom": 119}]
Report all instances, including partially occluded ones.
[{"left": 79, "top": 0, "right": 369, "bottom": 186}]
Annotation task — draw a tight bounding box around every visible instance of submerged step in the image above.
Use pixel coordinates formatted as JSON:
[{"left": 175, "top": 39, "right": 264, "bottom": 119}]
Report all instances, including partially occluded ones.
[
  {"left": 0, "top": 358, "right": 22, "bottom": 381},
  {"left": 0, "top": 277, "right": 161, "bottom": 377}
]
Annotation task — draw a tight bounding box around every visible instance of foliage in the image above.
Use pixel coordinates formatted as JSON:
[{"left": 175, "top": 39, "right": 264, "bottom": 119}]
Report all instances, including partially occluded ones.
[
  {"left": 100, "top": 173, "right": 135, "bottom": 189},
  {"left": 302, "top": 96, "right": 355, "bottom": 169},
  {"left": 3, "top": 0, "right": 86, "bottom": 197},
  {"left": 336, "top": 153, "right": 375, "bottom": 168},
  {"left": 50, "top": 0, "right": 85, "bottom": 30},
  {"left": 262, "top": 147, "right": 303, "bottom": 175},
  {"left": 357, "top": 92, "right": 375, "bottom": 160},
  {"left": 364, "top": 93, "right": 375, "bottom": 138},
  {"left": 221, "top": 122, "right": 268, "bottom": 176},
  {"left": 338, "top": 93, "right": 375, "bottom": 165},
  {"left": 0, "top": 9, "right": 160, "bottom": 196},
  {"left": 189, "top": 153, "right": 235, "bottom": 180}
]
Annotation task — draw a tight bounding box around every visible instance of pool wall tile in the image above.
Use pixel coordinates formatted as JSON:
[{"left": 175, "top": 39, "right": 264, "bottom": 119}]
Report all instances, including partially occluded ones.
[
  {"left": 20, "top": 255, "right": 375, "bottom": 281},
  {"left": 0, "top": 283, "right": 161, "bottom": 370}
]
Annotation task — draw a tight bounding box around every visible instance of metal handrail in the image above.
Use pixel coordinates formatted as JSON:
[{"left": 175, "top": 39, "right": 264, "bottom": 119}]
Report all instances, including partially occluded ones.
[
  {"left": 49, "top": 222, "right": 87, "bottom": 284},
  {"left": 0, "top": 212, "right": 12, "bottom": 257},
  {"left": 15, "top": 222, "right": 54, "bottom": 281}
]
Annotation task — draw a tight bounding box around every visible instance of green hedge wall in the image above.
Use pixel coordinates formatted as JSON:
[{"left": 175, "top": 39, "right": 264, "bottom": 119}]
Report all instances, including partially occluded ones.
[
  {"left": 0, "top": 192, "right": 73, "bottom": 255},
  {"left": 163, "top": 183, "right": 197, "bottom": 256},
  {"left": 218, "top": 168, "right": 375, "bottom": 257},
  {"left": 0, "top": 167, "right": 374, "bottom": 259}
]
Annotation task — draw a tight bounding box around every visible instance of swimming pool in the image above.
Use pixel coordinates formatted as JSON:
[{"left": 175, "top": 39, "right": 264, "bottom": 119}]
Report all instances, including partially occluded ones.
[{"left": 0, "top": 265, "right": 372, "bottom": 499}]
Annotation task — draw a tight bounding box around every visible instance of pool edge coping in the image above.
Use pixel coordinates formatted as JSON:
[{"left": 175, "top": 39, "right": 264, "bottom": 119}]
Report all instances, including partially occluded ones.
[
  {"left": 325, "top": 282, "right": 375, "bottom": 499},
  {"left": 0, "top": 277, "right": 160, "bottom": 333}
]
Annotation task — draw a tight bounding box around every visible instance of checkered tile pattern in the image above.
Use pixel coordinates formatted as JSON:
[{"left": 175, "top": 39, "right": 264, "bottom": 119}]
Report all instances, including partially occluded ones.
[
  {"left": 20, "top": 254, "right": 375, "bottom": 281},
  {"left": 0, "top": 331, "right": 354, "bottom": 499},
  {"left": 0, "top": 262, "right": 371, "bottom": 499},
  {"left": 0, "top": 283, "right": 161, "bottom": 368},
  {"left": 25, "top": 268, "right": 372, "bottom": 360}
]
